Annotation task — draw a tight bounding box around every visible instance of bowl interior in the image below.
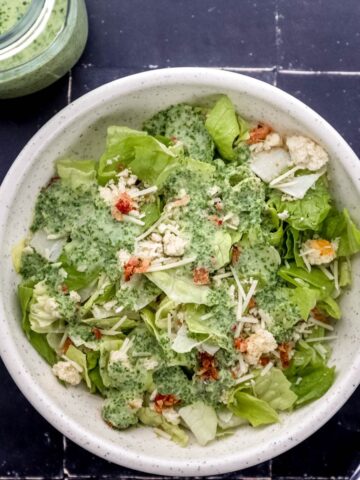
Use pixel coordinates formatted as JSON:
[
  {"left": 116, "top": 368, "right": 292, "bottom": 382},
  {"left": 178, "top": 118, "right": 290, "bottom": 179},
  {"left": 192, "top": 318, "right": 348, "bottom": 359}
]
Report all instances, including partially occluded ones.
[{"left": 0, "top": 69, "right": 359, "bottom": 476}]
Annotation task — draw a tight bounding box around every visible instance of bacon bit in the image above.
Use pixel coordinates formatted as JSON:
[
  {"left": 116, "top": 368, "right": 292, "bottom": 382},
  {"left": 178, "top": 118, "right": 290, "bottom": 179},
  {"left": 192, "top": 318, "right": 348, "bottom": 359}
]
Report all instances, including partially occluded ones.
[
  {"left": 154, "top": 393, "right": 180, "bottom": 413},
  {"left": 45, "top": 176, "right": 60, "bottom": 189},
  {"left": 234, "top": 337, "right": 247, "bottom": 353},
  {"left": 124, "top": 257, "right": 151, "bottom": 281},
  {"left": 259, "top": 355, "right": 270, "bottom": 366},
  {"left": 198, "top": 352, "right": 219, "bottom": 381},
  {"left": 60, "top": 283, "right": 69, "bottom": 294},
  {"left": 208, "top": 215, "right": 223, "bottom": 226},
  {"left": 247, "top": 123, "right": 272, "bottom": 145},
  {"left": 193, "top": 267, "right": 210, "bottom": 285},
  {"left": 92, "top": 327, "right": 102, "bottom": 340},
  {"left": 308, "top": 239, "right": 335, "bottom": 257},
  {"left": 172, "top": 194, "right": 191, "bottom": 208},
  {"left": 231, "top": 245, "right": 241, "bottom": 265},
  {"left": 311, "top": 307, "right": 330, "bottom": 323},
  {"left": 248, "top": 297, "right": 257, "bottom": 310},
  {"left": 111, "top": 206, "right": 124, "bottom": 222},
  {"left": 115, "top": 192, "right": 134, "bottom": 215},
  {"left": 62, "top": 337, "right": 73, "bottom": 354},
  {"left": 231, "top": 369, "right": 238, "bottom": 380},
  {"left": 278, "top": 343, "right": 291, "bottom": 368},
  {"left": 170, "top": 136, "right": 178, "bottom": 144}
]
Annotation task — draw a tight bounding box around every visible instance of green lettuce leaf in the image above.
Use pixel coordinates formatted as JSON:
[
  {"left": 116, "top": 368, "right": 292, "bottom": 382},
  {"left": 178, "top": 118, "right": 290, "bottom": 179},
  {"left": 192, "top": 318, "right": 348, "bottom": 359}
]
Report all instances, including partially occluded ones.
[
  {"left": 284, "top": 340, "right": 335, "bottom": 406},
  {"left": 98, "top": 127, "right": 176, "bottom": 186},
  {"left": 212, "top": 230, "right": 232, "bottom": 269},
  {"left": 317, "top": 296, "right": 341, "bottom": 320},
  {"left": 146, "top": 271, "right": 212, "bottom": 305},
  {"left": 322, "top": 208, "right": 360, "bottom": 257},
  {"left": 179, "top": 401, "right": 217, "bottom": 446},
  {"left": 278, "top": 263, "right": 334, "bottom": 299},
  {"left": 291, "top": 366, "right": 335, "bottom": 406},
  {"left": 253, "top": 368, "right": 297, "bottom": 410},
  {"left": 137, "top": 407, "right": 189, "bottom": 446},
  {"left": 228, "top": 391, "right": 279, "bottom": 427},
  {"left": 289, "top": 287, "right": 319, "bottom": 320},
  {"left": 56, "top": 158, "right": 97, "bottom": 190},
  {"left": 205, "top": 95, "right": 248, "bottom": 161},
  {"left": 269, "top": 177, "right": 332, "bottom": 231},
  {"left": 65, "top": 344, "right": 91, "bottom": 389},
  {"left": 18, "top": 284, "right": 57, "bottom": 365}
]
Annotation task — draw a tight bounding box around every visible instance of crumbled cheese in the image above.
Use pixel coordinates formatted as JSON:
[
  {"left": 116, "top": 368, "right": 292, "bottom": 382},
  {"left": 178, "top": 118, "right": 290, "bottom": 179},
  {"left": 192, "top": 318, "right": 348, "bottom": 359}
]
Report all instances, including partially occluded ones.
[
  {"left": 128, "top": 398, "right": 143, "bottom": 410},
  {"left": 162, "top": 407, "right": 181, "bottom": 425},
  {"left": 117, "top": 249, "right": 132, "bottom": 267},
  {"left": 52, "top": 361, "right": 82, "bottom": 386},
  {"left": 162, "top": 231, "right": 187, "bottom": 257},
  {"left": 69, "top": 290, "right": 81, "bottom": 303},
  {"left": 286, "top": 135, "right": 329, "bottom": 171},
  {"left": 243, "top": 328, "right": 277, "bottom": 365},
  {"left": 143, "top": 357, "right": 159, "bottom": 370},
  {"left": 277, "top": 210, "right": 289, "bottom": 220},
  {"left": 301, "top": 239, "right": 337, "bottom": 265},
  {"left": 208, "top": 185, "right": 220, "bottom": 197},
  {"left": 249, "top": 132, "right": 283, "bottom": 154}
]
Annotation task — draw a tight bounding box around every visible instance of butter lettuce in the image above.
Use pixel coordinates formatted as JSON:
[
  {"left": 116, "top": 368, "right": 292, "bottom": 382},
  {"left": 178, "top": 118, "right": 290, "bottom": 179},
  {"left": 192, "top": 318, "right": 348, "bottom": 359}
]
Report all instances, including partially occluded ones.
[
  {"left": 146, "top": 271, "right": 212, "bottom": 305},
  {"left": 278, "top": 263, "right": 334, "bottom": 299},
  {"left": 205, "top": 95, "right": 248, "bottom": 161},
  {"left": 179, "top": 402, "right": 217, "bottom": 446},
  {"left": 253, "top": 368, "right": 297, "bottom": 410},
  {"left": 98, "top": 127, "right": 176, "bottom": 186},
  {"left": 269, "top": 177, "right": 332, "bottom": 231},
  {"left": 285, "top": 340, "right": 335, "bottom": 406},
  {"left": 18, "top": 284, "right": 57, "bottom": 365},
  {"left": 322, "top": 208, "right": 360, "bottom": 257},
  {"left": 137, "top": 407, "right": 189, "bottom": 447},
  {"left": 228, "top": 391, "right": 279, "bottom": 427},
  {"left": 56, "top": 158, "right": 97, "bottom": 190}
]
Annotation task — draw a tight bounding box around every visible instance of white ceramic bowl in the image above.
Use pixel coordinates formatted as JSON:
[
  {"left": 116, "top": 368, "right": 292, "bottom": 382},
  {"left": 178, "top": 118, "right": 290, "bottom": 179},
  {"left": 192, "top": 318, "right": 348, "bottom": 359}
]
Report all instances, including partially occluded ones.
[{"left": 0, "top": 68, "right": 359, "bottom": 477}]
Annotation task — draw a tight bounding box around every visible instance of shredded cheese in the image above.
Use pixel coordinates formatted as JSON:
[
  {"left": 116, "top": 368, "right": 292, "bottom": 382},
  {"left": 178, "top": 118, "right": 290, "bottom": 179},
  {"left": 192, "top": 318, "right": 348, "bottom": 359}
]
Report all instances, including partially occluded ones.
[
  {"left": 242, "top": 279, "right": 258, "bottom": 313},
  {"left": 305, "top": 335, "right": 338, "bottom": 343},
  {"left": 269, "top": 166, "right": 300, "bottom": 186},
  {"left": 319, "top": 265, "right": 334, "bottom": 280},
  {"left": 146, "top": 256, "right": 196, "bottom": 272},
  {"left": 129, "top": 186, "right": 158, "bottom": 198},
  {"left": 136, "top": 213, "right": 169, "bottom": 241},
  {"left": 234, "top": 373, "right": 254, "bottom": 385},
  {"left": 260, "top": 361, "right": 274, "bottom": 376},
  {"left": 108, "top": 315, "right": 127, "bottom": 333},
  {"left": 230, "top": 266, "right": 246, "bottom": 300},
  {"left": 123, "top": 215, "right": 145, "bottom": 226},
  {"left": 309, "top": 318, "right": 334, "bottom": 331},
  {"left": 333, "top": 259, "right": 339, "bottom": 292}
]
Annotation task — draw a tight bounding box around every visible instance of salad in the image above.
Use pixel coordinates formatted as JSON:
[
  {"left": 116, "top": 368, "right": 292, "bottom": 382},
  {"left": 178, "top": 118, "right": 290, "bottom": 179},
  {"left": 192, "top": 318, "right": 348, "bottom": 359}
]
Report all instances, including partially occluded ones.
[{"left": 13, "top": 96, "right": 360, "bottom": 446}]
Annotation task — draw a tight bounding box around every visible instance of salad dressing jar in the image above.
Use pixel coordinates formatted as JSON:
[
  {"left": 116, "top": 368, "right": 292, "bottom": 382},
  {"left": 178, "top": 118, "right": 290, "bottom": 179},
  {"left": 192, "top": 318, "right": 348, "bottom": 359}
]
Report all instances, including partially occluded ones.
[{"left": 0, "top": 0, "right": 88, "bottom": 98}]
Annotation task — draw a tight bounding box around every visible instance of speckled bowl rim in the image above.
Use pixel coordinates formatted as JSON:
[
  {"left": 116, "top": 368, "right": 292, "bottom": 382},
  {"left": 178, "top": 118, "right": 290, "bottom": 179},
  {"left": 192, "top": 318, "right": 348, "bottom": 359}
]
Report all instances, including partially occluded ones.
[{"left": 0, "top": 68, "right": 359, "bottom": 477}]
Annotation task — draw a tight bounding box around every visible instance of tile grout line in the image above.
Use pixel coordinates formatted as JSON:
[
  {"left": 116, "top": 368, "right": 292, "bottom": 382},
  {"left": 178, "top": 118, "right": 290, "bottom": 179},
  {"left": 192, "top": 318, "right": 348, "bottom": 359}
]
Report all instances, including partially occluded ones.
[
  {"left": 67, "top": 69, "right": 73, "bottom": 105},
  {"left": 279, "top": 69, "right": 360, "bottom": 75},
  {"left": 273, "top": 0, "right": 281, "bottom": 86},
  {"left": 62, "top": 435, "right": 69, "bottom": 479}
]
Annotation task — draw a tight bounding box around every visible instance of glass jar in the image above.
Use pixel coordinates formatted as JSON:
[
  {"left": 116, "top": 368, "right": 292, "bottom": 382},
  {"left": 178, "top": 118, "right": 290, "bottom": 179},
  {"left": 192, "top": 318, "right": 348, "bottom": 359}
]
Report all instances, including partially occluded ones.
[{"left": 0, "top": 0, "right": 88, "bottom": 98}]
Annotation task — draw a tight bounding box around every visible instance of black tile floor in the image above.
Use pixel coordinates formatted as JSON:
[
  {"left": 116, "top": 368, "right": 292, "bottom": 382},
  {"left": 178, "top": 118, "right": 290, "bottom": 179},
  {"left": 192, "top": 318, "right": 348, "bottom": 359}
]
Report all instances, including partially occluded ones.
[{"left": 0, "top": 0, "right": 359, "bottom": 478}]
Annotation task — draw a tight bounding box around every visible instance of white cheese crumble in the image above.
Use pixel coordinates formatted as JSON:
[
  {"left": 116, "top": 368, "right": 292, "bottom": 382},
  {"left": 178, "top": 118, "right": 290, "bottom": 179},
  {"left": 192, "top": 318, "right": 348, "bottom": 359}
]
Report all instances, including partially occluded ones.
[
  {"left": 249, "top": 132, "right": 283, "bottom": 154},
  {"left": 52, "top": 360, "right": 82, "bottom": 386},
  {"left": 286, "top": 135, "right": 329, "bottom": 171},
  {"left": 300, "top": 239, "right": 337, "bottom": 265},
  {"left": 243, "top": 328, "right": 277, "bottom": 365}
]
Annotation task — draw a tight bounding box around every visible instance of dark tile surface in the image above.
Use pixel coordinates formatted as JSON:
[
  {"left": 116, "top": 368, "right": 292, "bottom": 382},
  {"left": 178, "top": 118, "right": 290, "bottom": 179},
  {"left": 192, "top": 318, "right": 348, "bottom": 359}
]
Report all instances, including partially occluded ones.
[
  {"left": 81, "top": 0, "right": 277, "bottom": 69},
  {"left": 1, "top": 0, "right": 360, "bottom": 479},
  {"left": 278, "top": 0, "right": 360, "bottom": 71},
  {"left": 0, "top": 359, "right": 63, "bottom": 477},
  {"left": 0, "top": 76, "right": 68, "bottom": 179},
  {"left": 277, "top": 73, "right": 360, "bottom": 157},
  {"left": 273, "top": 388, "right": 360, "bottom": 478}
]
